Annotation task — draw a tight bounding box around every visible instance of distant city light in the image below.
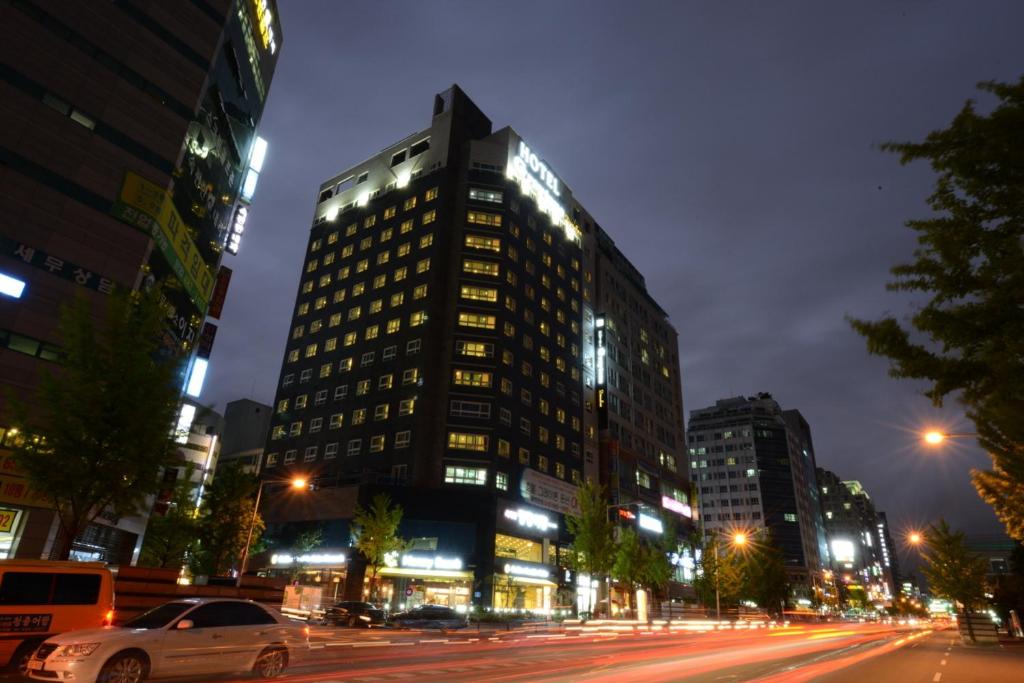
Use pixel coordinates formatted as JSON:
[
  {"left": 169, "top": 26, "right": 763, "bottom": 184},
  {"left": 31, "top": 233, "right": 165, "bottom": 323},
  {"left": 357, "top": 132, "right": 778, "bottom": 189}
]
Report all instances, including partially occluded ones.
[
  {"left": 0, "top": 272, "right": 26, "bottom": 299},
  {"left": 923, "top": 430, "right": 945, "bottom": 445},
  {"left": 638, "top": 513, "right": 664, "bottom": 534},
  {"left": 185, "top": 357, "right": 208, "bottom": 398}
]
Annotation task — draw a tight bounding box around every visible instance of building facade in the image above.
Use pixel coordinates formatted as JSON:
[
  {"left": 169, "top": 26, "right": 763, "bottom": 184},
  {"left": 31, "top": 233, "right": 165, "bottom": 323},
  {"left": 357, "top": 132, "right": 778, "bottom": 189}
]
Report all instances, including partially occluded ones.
[
  {"left": 817, "top": 469, "right": 896, "bottom": 606},
  {"left": 259, "top": 86, "right": 692, "bottom": 612},
  {"left": 218, "top": 398, "right": 273, "bottom": 473},
  {"left": 0, "top": 0, "right": 281, "bottom": 562},
  {"left": 688, "top": 394, "right": 826, "bottom": 598}
]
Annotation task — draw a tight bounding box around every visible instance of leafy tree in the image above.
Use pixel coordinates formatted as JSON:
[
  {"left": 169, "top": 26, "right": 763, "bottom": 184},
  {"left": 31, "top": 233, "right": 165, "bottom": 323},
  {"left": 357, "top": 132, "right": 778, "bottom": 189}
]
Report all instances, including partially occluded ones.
[
  {"left": 565, "top": 481, "right": 616, "bottom": 616},
  {"left": 191, "top": 461, "right": 263, "bottom": 577},
  {"left": 612, "top": 528, "right": 645, "bottom": 615},
  {"left": 920, "top": 519, "right": 989, "bottom": 615},
  {"left": 8, "top": 287, "right": 182, "bottom": 560},
  {"left": 351, "top": 493, "right": 406, "bottom": 602},
  {"left": 285, "top": 526, "right": 324, "bottom": 581},
  {"left": 740, "top": 541, "right": 789, "bottom": 616},
  {"left": 693, "top": 533, "right": 744, "bottom": 612},
  {"left": 139, "top": 466, "right": 199, "bottom": 569},
  {"left": 847, "top": 77, "right": 1024, "bottom": 541}
]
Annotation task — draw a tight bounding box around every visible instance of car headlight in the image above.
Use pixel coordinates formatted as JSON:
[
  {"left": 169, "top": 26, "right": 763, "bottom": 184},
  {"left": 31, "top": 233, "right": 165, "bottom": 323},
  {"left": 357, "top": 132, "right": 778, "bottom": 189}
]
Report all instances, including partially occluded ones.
[
  {"left": 359, "top": 615, "right": 371, "bottom": 621},
  {"left": 60, "top": 643, "right": 102, "bottom": 657}
]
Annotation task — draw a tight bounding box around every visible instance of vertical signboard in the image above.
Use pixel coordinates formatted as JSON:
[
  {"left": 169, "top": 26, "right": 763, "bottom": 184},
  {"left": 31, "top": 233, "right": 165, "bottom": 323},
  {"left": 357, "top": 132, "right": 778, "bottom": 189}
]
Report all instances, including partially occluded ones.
[{"left": 595, "top": 315, "right": 608, "bottom": 429}]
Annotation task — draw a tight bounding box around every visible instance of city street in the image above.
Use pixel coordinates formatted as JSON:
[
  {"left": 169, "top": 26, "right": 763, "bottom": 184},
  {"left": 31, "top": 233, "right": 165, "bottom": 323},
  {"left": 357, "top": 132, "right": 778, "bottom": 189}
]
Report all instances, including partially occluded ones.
[{"left": 14, "top": 621, "right": 1015, "bottom": 683}]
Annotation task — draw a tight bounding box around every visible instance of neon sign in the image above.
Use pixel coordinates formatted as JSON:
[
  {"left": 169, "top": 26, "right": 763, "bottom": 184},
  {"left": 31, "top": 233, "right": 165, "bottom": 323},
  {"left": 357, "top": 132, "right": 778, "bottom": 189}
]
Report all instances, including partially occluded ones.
[
  {"left": 503, "top": 563, "right": 551, "bottom": 579},
  {"left": 252, "top": 0, "right": 277, "bottom": 54},
  {"left": 507, "top": 138, "right": 579, "bottom": 242},
  {"left": 504, "top": 507, "right": 558, "bottom": 533},
  {"left": 661, "top": 496, "right": 692, "bottom": 518}
]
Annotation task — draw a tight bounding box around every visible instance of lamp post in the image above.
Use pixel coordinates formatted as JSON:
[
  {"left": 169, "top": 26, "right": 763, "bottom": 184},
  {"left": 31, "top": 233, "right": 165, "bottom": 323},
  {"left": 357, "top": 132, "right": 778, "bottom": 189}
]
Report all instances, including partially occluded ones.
[
  {"left": 236, "top": 476, "right": 308, "bottom": 587},
  {"left": 921, "top": 430, "right": 977, "bottom": 446},
  {"left": 714, "top": 531, "right": 748, "bottom": 620}
]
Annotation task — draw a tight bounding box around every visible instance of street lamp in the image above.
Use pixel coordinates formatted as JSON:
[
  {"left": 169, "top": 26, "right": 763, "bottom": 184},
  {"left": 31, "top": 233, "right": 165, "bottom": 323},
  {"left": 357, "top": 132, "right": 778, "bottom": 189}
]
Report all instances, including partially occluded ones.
[
  {"left": 908, "top": 531, "right": 923, "bottom": 546},
  {"left": 921, "top": 430, "right": 977, "bottom": 446},
  {"left": 236, "top": 476, "right": 309, "bottom": 587},
  {"left": 714, "top": 531, "right": 750, "bottom": 621}
]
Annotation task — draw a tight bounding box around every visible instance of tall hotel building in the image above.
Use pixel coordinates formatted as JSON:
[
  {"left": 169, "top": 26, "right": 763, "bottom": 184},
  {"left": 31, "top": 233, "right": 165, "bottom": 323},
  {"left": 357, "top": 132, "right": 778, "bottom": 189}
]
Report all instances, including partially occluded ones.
[
  {"left": 0, "top": 1, "right": 281, "bottom": 562},
  {"left": 260, "top": 86, "right": 693, "bottom": 611},
  {"left": 688, "top": 394, "right": 828, "bottom": 599}
]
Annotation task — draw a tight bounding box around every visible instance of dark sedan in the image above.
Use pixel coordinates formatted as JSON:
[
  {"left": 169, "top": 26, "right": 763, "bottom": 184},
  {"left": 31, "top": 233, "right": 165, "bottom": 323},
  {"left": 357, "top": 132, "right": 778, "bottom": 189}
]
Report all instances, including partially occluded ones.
[
  {"left": 387, "top": 605, "right": 468, "bottom": 630},
  {"left": 319, "top": 601, "right": 385, "bottom": 627}
]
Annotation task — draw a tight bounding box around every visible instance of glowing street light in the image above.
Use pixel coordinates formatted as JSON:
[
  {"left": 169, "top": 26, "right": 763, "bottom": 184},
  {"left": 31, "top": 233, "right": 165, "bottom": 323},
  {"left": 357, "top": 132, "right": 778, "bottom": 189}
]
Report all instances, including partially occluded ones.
[
  {"left": 237, "top": 476, "right": 310, "bottom": 587},
  {"left": 733, "top": 532, "right": 748, "bottom": 546},
  {"left": 921, "top": 430, "right": 977, "bottom": 446},
  {"left": 908, "top": 531, "right": 923, "bottom": 546},
  {"left": 714, "top": 530, "right": 753, "bottom": 620}
]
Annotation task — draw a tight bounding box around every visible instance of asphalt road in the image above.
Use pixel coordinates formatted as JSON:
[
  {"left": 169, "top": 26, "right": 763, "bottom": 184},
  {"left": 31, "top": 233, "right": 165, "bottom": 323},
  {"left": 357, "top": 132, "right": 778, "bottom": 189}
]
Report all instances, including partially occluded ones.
[{"left": 9, "top": 622, "right": 1024, "bottom": 682}]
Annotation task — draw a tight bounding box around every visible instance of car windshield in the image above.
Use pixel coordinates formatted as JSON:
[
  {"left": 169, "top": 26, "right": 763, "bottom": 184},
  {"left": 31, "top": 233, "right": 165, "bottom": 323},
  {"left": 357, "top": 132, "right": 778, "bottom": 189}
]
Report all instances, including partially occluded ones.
[{"left": 123, "top": 602, "right": 194, "bottom": 629}]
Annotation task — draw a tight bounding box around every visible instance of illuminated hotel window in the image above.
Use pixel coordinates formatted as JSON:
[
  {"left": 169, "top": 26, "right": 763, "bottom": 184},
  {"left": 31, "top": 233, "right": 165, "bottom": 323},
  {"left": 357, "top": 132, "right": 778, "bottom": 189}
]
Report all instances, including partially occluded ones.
[
  {"left": 324, "top": 253, "right": 335, "bottom": 266},
  {"left": 342, "top": 245, "right": 354, "bottom": 258},
  {"left": 352, "top": 408, "right": 366, "bottom": 425},
  {"left": 398, "top": 242, "right": 411, "bottom": 257},
  {"left": 422, "top": 210, "right": 436, "bottom": 225},
  {"left": 419, "top": 234, "right": 433, "bottom": 248},
  {"left": 496, "top": 472, "right": 508, "bottom": 491},
  {"left": 416, "top": 258, "right": 431, "bottom": 273},
  {"left": 468, "top": 188, "right": 502, "bottom": 203},
  {"left": 390, "top": 292, "right": 404, "bottom": 307},
  {"left": 339, "top": 358, "right": 353, "bottom": 372},
  {"left": 379, "top": 374, "right": 394, "bottom": 390},
  {"left": 304, "top": 343, "right": 318, "bottom": 358},
  {"left": 332, "top": 290, "right": 345, "bottom": 304},
  {"left": 330, "top": 413, "right": 344, "bottom": 429},
  {"left": 347, "top": 306, "right": 361, "bottom": 321},
  {"left": 374, "top": 404, "right": 389, "bottom": 421},
  {"left": 402, "top": 368, "right": 419, "bottom": 384},
  {"left": 463, "top": 259, "right": 498, "bottom": 276},
  {"left": 276, "top": 399, "right": 289, "bottom": 413},
  {"left": 518, "top": 448, "right": 530, "bottom": 464},
  {"left": 370, "top": 299, "right": 383, "bottom": 314},
  {"left": 302, "top": 281, "right": 313, "bottom": 294},
  {"left": 400, "top": 219, "right": 414, "bottom": 234},
  {"left": 364, "top": 215, "right": 376, "bottom": 228},
  {"left": 497, "top": 439, "right": 511, "bottom": 458},
  {"left": 555, "top": 463, "right": 565, "bottom": 479},
  {"left": 500, "top": 378, "right": 512, "bottom": 395},
  {"left": 356, "top": 259, "right": 369, "bottom": 273},
  {"left": 460, "top": 285, "right": 497, "bottom": 302},
  {"left": 344, "top": 332, "right": 357, "bottom": 347},
  {"left": 291, "top": 325, "right": 305, "bottom": 340},
  {"left": 386, "top": 318, "right": 401, "bottom": 334},
  {"left": 266, "top": 452, "right": 279, "bottom": 466},
  {"left": 447, "top": 432, "right": 488, "bottom": 452},
  {"left": 381, "top": 227, "right": 394, "bottom": 241},
  {"left": 394, "top": 266, "right": 408, "bottom": 281},
  {"left": 413, "top": 284, "right": 428, "bottom": 299},
  {"left": 425, "top": 187, "right": 438, "bottom": 201},
  {"left": 404, "top": 197, "right": 417, "bottom": 211},
  {"left": 319, "top": 363, "right": 331, "bottom": 378},
  {"left": 365, "top": 325, "right": 379, "bottom": 340},
  {"left": 314, "top": 297, "right": 326, "bottom": 310},
  {"left": 270, "top": 426, "right": 285, "bottom": 440},
  {"left": 384, "top": 206, "right": 397, "bottom": 219},
  {"left": 356, "top": 379, "right": 370, "bottom": 395},
  {"left": 377, "top": 251, "right": 390, "bottom": 265},
  {"left": 311, "top": 239, "right": 323, "bottom": 252},
  {"left": 467, "top": 211, "right": 501, "bottom": 227},
  {"left": 395, "top": 431, "right": 411, "bottom": 449},
  {"left": 373, "top": 275, "right": 386, "bottom": 289},
  {"left": 352, "top": 282, "right": 366, "bottom": 296},
  {"left": 465, "top": 235, "right": 500, "bottom": 252},
  {"left": 456, "top": 341, "right": 493, "bottom": 358},
  {"left": 306, "top": 259, "right": 318, "bottom": 273},
  {"left": 537, "top": 456, "right": 548, "bottom": 472},
  {"left": 444, "top": 465, "right": 487, "bottom": 485},
  {"left": 453, "top": 369, "right": 491, "bottom": 387},
  {"left": 399, "top": 398, "right": 415, "bottom": 415},
  {"left": 345, "top": 223, "right": 357, "bottom": 237},
  {"left": 457, "top": 312, "right": 495, "bottom": 329},
  {"left": 370, "top": 435, "right": 385, "bottom": 452},
  {"left": 409, "top": 311, "right": 427, "bottom": 326}
]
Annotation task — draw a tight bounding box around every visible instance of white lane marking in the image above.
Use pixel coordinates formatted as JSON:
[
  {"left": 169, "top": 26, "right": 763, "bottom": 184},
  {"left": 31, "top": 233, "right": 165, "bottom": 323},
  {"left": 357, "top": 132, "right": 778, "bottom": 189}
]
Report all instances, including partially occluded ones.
[
  {"left": 933, "top": 674, "right": 942, "bottom": 682},
  {"left": 941, "top": 660, "right": 947, "bottom": 666},
  {"left": 352, "top": 641, "right": 415, "bottom": 648}
]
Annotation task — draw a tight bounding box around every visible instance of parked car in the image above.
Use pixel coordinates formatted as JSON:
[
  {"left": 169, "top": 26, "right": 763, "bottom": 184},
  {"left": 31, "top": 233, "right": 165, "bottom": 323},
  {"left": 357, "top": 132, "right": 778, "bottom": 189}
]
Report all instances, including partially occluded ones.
[
  {"left": 26, "top": 598, "right": 308, "bottom": 683},
  {"left": 319, "top": 601, "right": 385, "bottom": 628},
  {"left": 0, "top": 560, "right": 114, "bottom": 677},
  {"left": 387, "top": 605, "right": 468, "bottom": 630}
]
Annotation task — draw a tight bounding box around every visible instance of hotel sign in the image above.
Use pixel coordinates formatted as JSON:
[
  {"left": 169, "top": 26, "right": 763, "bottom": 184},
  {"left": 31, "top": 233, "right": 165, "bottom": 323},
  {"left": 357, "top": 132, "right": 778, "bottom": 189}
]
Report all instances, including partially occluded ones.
[
  {"left": 507, "top": 136, "right": 580, "bottom": 242},
  {"left": 520, "top": 469, "right": 580, "bottom": 517}
]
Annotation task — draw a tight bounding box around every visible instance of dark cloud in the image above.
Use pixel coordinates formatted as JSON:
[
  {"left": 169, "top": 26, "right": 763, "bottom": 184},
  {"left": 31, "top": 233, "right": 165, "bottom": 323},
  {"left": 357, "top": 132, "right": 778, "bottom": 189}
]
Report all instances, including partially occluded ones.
[{"left": 205, "top": 0, "right": 1021, "bottom": 538}]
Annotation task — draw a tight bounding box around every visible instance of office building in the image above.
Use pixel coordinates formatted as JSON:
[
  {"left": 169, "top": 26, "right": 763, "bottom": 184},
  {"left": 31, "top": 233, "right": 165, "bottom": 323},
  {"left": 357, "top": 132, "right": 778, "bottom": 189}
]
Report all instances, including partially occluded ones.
[
  {"left": 688, "top": 393, "right": 827, "bottom": 597},
  {"left": 0, "top": 0, "right": 282, "bottom": 562},
  {"left": 218, "top": 398, "right": 273, "bottom": 473},
  {"left": 259, "top": 86, "right": 692, "bottom": 611},
  {"left": 817, "top": 469, "right": 896, "bottom": 605}
]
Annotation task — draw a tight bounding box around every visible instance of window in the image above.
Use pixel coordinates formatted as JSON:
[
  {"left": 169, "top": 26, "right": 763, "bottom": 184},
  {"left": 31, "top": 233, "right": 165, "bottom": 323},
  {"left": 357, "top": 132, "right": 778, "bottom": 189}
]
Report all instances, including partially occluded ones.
[
  {"left": 445, "top": 466, "right": 487, "bottom": 486},
  {"left": 339, "top": 357, "right": 353, "bottom": 372},
  {"left": 537, "top": 455, "right": 549, "bottom": 472},
  {"left": 266, "top": 452, "right": 279, "bottom": 467},
  {"left": 460, "top": 285, "right": 498, "bottom": 302},
  {"left": 383, "top": 345, "right": 397, "bottom": 360},
  {"left": 325, "top": 443, "right": 339, "bottom": 459},
  {"left": 329, "top": 413, "right": 344, "bottom": 429},
  {"left": 283, "top": 450, "right": 296, "bottom": 464},
  {"left": 282, "top": 373, "right": 294, "bottom": 387},
  {"left": 409, "top": 311, "right": 427, "bottom": 326},
  {"left": 384, "top": 206, "right": 397, "bottom": 219},
  {"left": 361, "top": 351, "right": 375, "bottom": 366},
  {"left": 447, "top": 432, "right": 488, "bottom": 451},
  {"left": 315, "top": 389, "right": 328, "bottom": 405},
  {"left": 402, "top": 368, "right": 420, "bottom": 385},
  {"left": 0, "top": 572, "right": 101, "bottom": 605},
  {"left": 784, "top": 513, "right": 797, "bottom": 522},
  {"left": 424, "top": 186, "right": 438, "bottom": 201},
  {"left": 419, "top": 234, "right": 434, "bottom": 249},
  {"left": 357, "top": 379, "right": 371, "bottom": 395},
  {"left": 450, "top": 400, "right": 490, "bottom": 419},
  {"left": 352, "top": 408, "right": 366, "bottom": 425},
  {"left": 453, "top": 369, "right": 492, "bottom": 387},
  {"left": 422, "top": 209, "right": 436, "bottom": 225},
  {"left": 497, "top": 439, "right": 511, "bottom": 458},
  {"left": 394, "top": 266, "right": 408, "bottom": 281},
  {"left": 462, "top": 259, "right": 499, "bottom": 276},
  {"left": 370, "top": 435, "right": 385, "bottom": 452},
  {"left": 400, "top": 219, "right": 413, "bottom": 234},
  {"left": 365, "top": 325, "right": 379, "bottom": 341},
  {"left": 395, "top": 431, "right": 412, "bottom": 448},
  {"left": 406, "top": 339, "right": 422, "bottom": 354},
  {"left": 347, "top": 439, "right": 362, "bottom": 457},
  {"left": 369, "top": 299, "right": 383, "bottom": 314},
  {"left": 495, "top": 472, "right": 509, "bottom": 491},
  {"left": 374, "top": 404, "right": 390, "bottom": 421},
  {"left": 304, "top": 446, "right": 318, "bottom": 462},
  {"left": 467, "top": 211, "right": 501, "bottom": 227},
  {"left": 397, "top": 242, "right": 411, "bottom": 257},
  {"left": 333, "top": 385, "right": 348, "bottom": 401},
  {"left": 404, "top": 196, "right": 417, "bottom": 210},
  {"left": 271, "top": 425, "right": 285, "bottom": 440},
  {"left": 458, "top": 312, "right": 496, "bottom": 329},
  {"left": 456, "top": 341, "right": 493, "bottom": 357},
  {"left": 413, "top": 284, "right": 428, "bottom": 299},
  {"left": 469, "top": 188, "right": 503, "bottom": 203},
  {"left": 378, "top": 374, "right": 394, "bottom": 390},
  {"left": 465, "top": 235, "right": 501, "bottom": 252},
  {"left": 416, "top": 258, "right": 431, "bottom": 273},
  {"left": 399, "top": 398, "right": 416, "bottom": 415}
]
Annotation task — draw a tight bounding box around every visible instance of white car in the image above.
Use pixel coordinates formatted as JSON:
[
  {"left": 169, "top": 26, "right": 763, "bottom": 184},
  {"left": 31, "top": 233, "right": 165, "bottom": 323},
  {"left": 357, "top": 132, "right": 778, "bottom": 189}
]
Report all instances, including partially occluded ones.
[{"left": 26, "top": 598, "right": 308, "bottom": 683}]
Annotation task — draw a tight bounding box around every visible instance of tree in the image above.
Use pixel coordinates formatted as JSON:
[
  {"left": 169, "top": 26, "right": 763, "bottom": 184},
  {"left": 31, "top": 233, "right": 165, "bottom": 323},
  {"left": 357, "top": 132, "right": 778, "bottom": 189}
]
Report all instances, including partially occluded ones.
[
  {"left": 139, "top": 467, "right": 199, "bottom": 569},
  {"left": 693, "top": 533, "right": 744, "bottom": 612},
  {"left": 351, "top": 493, "right": 406, "bottom": 602},
  {"left": 565, "top": 481, "right": 616, "bottom": 617},
  {"left": 740, "top": 541, "right": 789, "bottom": 617},
  {"left": 191, "top": 462, "right": 263, "bottom": 577},
  {"left": 8, "top": 286, "right": 183, "bottom": 560},
  {"left": 920, "top": 519, "right": 989, "bottom": 616},
  {"left": 847, "top": 77, "right": 1024, "bottom": 541},
  {"left": 284, "top": 526, "right": 324, "bottom": 581},
  {"left": 612, "top": 528, "right": 645, "bottom": 615}
]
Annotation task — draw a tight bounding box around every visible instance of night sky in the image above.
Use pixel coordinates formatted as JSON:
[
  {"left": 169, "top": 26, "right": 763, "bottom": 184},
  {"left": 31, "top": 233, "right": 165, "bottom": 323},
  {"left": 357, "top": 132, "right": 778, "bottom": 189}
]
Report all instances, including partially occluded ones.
[{"left": 204, "top": 1, "right": 1023, "bottom": 550}]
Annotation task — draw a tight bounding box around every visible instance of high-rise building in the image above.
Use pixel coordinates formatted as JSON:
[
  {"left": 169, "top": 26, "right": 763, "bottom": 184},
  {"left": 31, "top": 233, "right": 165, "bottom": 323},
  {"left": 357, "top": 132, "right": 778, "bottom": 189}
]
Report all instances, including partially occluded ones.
[
  {"left": 218, "top": 398, "right": 273, "bottom": 473},
  {"left": 687, "top": 393, "right": 826, "bottom": 598},
  {"left": 0, "top": 0, "right": 282, "bottom": 562},
  {"left": 817, "top": 469, "right": 896, "bottom": 605},
  {"left": 259, "top": 86, "right": 693, "bottom": 611}
]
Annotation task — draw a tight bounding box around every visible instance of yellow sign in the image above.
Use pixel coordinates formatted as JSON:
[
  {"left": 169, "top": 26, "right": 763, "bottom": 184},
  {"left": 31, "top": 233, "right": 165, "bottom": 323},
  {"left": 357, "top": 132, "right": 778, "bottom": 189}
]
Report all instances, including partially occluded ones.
[
  {"left": 112, "top": 172, "right": 214, "bottom": 311},
  {"left": 0, "top": 508, "right": 19, "bottom": 533}
]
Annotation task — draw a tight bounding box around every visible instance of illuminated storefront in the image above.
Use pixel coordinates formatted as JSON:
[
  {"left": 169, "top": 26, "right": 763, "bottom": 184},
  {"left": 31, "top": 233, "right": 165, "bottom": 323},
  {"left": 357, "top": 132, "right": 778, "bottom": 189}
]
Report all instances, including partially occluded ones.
[
  {"left": 492, "top": 503, "right": 563, "bottom": 613},
  {"left": 378, "top": 552, "right": 473, "bottom": 610},
  {"left": 265, "top": 550, "right": 349, "bottom": 607}
]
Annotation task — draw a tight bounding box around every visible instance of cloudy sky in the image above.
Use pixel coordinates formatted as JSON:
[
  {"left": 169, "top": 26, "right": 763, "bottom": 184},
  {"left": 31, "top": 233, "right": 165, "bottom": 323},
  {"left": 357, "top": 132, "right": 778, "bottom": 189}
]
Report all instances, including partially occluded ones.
[{"left": 205, "top": 1, "right": 1022, "bottom": 546}]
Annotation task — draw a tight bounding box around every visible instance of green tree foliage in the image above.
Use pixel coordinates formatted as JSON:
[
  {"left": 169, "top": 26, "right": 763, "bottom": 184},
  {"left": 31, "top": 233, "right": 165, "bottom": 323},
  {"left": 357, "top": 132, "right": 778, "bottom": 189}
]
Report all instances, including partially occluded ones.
[
  {"left": 740, "top": 541, "right": 789, "bottom": 616},
  {"left": 285, "top": 526, "right": 324, "bottom": 581},
  {"left": 612, "top": 528, "right": 644, "bottom": 613},
  {"left": 848, "top": 77, "right": 1024, "bottom": 541},
  {"left": 352, "top": 493, "right": 406, "bottom": 601},
  {"left": 139, "top": 467, "right": 199, "bottom": 569},
  {"left": 920, "top": 519, "right": 989, "bottom": 614},
  {"left": 190, "top": 462, "right": 263, "bottom": 577},
  {"left": 565, "top": 481, "right": 616, "bottom": 615},
  {"left": 9, "top": 287, "right": 182, "bottom": 560},
  {"left": 693, "top": 534, "right": 744, "bottom": 610}
]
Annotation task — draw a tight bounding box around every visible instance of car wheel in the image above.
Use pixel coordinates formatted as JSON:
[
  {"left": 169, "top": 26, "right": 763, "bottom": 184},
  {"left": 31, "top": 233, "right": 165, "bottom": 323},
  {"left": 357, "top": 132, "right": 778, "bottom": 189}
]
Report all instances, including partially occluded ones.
[
  {"left": 10, "top": 641, "right": 40, "bottom": 677},
  {"left": 98, "top": 652, "right": 149, "bottom": 683},
  {"left": 253, "top": 646, "right": 288, "bottom": 679},
  {"left": 347, "top": 616, "right": 359, "bottom": 628},
  {"left": 318, "top": 616, "right": 330, "bottom": 626}
]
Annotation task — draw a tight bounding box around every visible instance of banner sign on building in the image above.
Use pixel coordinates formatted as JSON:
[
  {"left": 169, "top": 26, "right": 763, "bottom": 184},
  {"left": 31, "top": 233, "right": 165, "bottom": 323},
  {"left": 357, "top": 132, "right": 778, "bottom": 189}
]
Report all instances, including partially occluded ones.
[
  {"left": 1, "top": 236, "right": 116, "bottom": 295},
  {"left": 110, "top": 171, "right": 214, "bottom": 312},
  {"left": 207, "top": 266, "right": 232, "bottom": 320},
  {"left": 520, "top": 469, "right": 580, "bottom": 517},
  {"left": 196, "top": 322, "right": 218, "bottom": 359}
]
